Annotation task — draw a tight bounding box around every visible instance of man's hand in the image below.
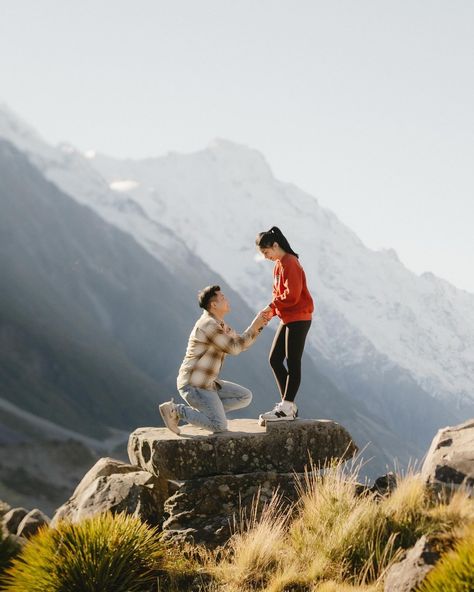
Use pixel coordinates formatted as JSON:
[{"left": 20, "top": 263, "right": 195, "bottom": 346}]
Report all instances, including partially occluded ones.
[
  {"left": 259, "top": 306, "right": 274, "bottom": 322},
  {"left": 250, "top": 312, "right": 268, "bottom": 334}
]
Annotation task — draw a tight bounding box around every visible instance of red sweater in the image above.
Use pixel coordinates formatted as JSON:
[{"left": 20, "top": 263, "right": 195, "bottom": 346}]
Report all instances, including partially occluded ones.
[{"left": 269, "top": 254, "right": 314, "bottom": 324}]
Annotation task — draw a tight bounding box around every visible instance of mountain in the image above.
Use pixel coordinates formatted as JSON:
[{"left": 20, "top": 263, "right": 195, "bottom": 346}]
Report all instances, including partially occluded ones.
[
  {"left": 0, "top": 106, "right": 421, "bottom": 490},
  {"left": 88, "top": 139, "right": 474, "bottom": 452}
]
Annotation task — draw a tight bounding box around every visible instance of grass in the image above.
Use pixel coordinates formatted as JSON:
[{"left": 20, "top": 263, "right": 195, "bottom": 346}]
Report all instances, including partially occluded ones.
[
  {"left": 418, "top": 521, "right": 474, "bottom": 592},
  {"left": 1, "top": 461, "right": 473, "bottom": 592},
  {"left": 205, "top": 459, "right": 474, "bottom": 592},
  {"left": 1, "top": 512, "right": 166, "bottom": 592}
]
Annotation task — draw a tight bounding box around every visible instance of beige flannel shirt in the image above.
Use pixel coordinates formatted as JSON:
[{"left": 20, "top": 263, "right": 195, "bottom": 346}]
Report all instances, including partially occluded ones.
[{"left": 177, "top": 310, "right": 258, "bottom": 391}]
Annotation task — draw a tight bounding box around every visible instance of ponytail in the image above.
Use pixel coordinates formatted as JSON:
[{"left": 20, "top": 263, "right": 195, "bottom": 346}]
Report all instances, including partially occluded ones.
[{"left": 255, "top": 226, "right": 299, "bottom": 258}]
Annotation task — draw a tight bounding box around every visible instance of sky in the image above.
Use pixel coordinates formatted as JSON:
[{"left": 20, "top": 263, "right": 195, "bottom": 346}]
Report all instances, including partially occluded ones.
[{"left": 1, "top": 0, "right": 473, "bottom": 292}]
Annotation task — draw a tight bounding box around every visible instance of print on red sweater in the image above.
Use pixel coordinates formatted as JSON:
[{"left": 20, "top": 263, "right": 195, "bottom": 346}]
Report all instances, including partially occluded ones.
[{"left": 269, "top": 254, "right": 314, "bottom": 324}]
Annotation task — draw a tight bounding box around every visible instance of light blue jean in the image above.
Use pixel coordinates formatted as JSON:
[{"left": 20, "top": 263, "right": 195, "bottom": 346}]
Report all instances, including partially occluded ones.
[{"left": 176, "top": 380, "right": 252, "bottom": 433}]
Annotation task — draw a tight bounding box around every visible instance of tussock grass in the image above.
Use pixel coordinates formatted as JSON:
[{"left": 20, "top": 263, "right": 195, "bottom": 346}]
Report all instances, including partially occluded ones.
[
  {"left": 211, "top": 493, "right": 289, "bottom": 590},
  {"left": 0, "top": 530, "right": 21, "bottom": 583},
  {"left": 418, "top": 521, "right": 474, "bottom": 592},
  {"left": 206, "top": 459, "right": 474, "bottom": 592},
  {"left": 1, "top": 512, "right": 166, "bottom": 592}
]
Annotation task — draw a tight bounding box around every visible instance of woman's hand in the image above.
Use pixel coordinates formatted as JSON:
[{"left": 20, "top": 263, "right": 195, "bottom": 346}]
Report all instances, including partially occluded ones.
[
  {"left": 250, "top": 312, "right": 268, "bottom": 333},
  {"left": 260, "top": 306, "right": 274, "bottom": 321}
]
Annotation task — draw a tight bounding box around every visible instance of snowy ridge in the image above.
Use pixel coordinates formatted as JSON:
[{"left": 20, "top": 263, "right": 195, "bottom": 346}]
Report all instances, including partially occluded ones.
[
  {"left": 1, "top": 103, "right": 473, "bottom": 406},
  {"left": 91, "top": 140, "right": 474, "bottom": 405},
  {"left": 0, "top": 104, "right": 191, "bottom": 273}
]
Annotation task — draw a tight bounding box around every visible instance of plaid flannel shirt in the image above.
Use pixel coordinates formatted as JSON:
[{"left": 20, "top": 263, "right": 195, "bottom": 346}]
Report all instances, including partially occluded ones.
[{"left": 177, "top": 310, "right": 257, "bottom": 391}]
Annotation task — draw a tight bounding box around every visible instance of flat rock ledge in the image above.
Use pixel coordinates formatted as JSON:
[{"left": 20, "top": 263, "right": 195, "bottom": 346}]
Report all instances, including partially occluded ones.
[
  {"left": 128, "top": 418, "right": 357, "bottom": 545},
  {"left": 128, "top": 418, "right": 357, "bottom": 481}
]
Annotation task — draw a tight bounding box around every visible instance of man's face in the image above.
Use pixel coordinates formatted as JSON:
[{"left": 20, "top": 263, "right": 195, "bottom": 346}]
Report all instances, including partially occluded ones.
[{"left": 210, "top": 290, "right": 230, "bottom": 315}]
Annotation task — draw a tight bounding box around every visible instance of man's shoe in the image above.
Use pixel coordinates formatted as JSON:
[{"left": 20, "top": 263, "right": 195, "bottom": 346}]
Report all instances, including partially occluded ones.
[
  {"left": 159, "top": 399, "right": 181, "bottom": 435},
  {"left": 258, "top": 401, "right": 297, "bottom": 426}
]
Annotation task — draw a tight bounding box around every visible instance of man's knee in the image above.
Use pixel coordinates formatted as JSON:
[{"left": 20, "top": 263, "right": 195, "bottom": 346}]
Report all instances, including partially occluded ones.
[{"left": 242, "top": 387, "right": 252, "bottom": 406}]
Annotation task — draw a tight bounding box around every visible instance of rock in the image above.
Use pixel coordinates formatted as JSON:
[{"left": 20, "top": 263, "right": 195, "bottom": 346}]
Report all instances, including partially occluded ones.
[
  {"left": 2, "top": 507, "right": 29, "bottom": 536},
  {"left": 16, "top": 509, "right": 50, "bottom": 538},
  {"left": 129, "top": 418, "right": 357, "bottom": 546},
  {"left": 421, "top": 419, "right": 474, "bottom": 496},
  {"left": 371, "top": 472, "right": 397, "bottom": 496},
  {"left": 163, "top": 471, "right": 300, "bottom": 546},
  {"left": 51, "top": 457, "right": 169, "bottom": 527},
  {"left": 128, "top": 418, "right": 357, "bottom": 480},
  {"left": 384, "top": 536, "right": 442, "bottom": 591}
]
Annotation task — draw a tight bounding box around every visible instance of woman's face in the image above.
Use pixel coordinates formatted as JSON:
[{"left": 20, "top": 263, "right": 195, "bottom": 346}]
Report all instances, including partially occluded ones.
[{"left": 259, "top": 242, "right": 280, "bottom": 261}]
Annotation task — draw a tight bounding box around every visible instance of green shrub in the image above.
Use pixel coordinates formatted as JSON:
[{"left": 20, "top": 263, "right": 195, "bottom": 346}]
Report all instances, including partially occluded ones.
[
  {"left": 0, "top": 530, "right": 21, "bottom": 582},
  {"left": 417, "top": 522, "right": 474, "bottom": 592},
  {"left": 1, "top": 512, "right": 165, "bottom": 592}
]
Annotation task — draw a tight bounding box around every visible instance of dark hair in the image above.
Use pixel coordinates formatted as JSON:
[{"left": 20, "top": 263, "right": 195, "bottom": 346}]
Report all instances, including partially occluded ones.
[
  {"left": 255, "top": 226, "right": 299, "bottom": 258},
  {"left": 198, "top": 285, "right": 221, "bottom": 310}
]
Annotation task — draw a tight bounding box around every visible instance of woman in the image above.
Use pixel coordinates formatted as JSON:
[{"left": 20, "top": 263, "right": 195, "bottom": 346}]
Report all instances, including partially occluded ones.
[{"left": 256, "top": 226, "right": 314, "bottom": 423}]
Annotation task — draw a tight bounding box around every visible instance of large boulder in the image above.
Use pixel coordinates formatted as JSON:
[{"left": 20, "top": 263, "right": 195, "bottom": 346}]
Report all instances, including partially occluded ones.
[
  {"left": 421, "top": 419, "right": 474, "bottom": 495},
  {"left": 52, "top": 457, "right": 169, "bottom": 527},
  {"left": 384, "top": 536, "right": 442, "bottom": 591},
  {"left": 128, "top": 418, "right": 357, "bottom": 480},
  {"left": 163, "top": 471, "right": 300, "bottom": 546},
  {"left": 129, "top": 418, "right": 357, "bottom": 546}
]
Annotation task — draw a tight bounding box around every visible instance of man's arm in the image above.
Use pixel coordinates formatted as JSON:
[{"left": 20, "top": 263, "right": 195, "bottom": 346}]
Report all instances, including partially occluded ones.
[{"left": 201, "top": 315, "right": 265, "bottom": 355}]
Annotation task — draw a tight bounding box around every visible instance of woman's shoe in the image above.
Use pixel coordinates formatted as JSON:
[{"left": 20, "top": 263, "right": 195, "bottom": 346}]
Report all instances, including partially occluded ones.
[{"left": 258, "top": 400, "right": 297, "bottom": 426}]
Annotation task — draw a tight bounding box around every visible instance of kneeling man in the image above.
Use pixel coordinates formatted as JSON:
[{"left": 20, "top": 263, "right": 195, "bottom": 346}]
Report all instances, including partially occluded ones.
[{"left": 159, "top": 285, "right": 267, "bottom": 434}]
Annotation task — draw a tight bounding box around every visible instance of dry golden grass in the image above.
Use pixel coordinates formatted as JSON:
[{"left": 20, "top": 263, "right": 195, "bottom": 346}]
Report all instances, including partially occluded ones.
[{"left": 204, "top": 458, "right": 474, "bottom": 592}]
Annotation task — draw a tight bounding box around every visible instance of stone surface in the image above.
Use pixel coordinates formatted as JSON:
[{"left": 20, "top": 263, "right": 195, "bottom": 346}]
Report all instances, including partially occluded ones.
[
  {"left": 127, "top": 418, "right": 357, "bottom": 547},
  {"left": 52, "top": 457, "right": 169, "bottom": 527},
  {"left": 384, "top": 536, "right": 442, "bottom": 592},
  {"left": 421, "top": 419, "right": 474, "bottom": 495},
  {"left": 16, "top": 508, "right": 50, "bottom": 538},
  {"left": 2, "top": 507, "right": 29, "bottom": 536},
  {"left": 163, "top": 471, "right": 301, "bottom": 546},
  {"left": 371, "top": 472, "right": 398, "bottom": 496},
  {"left": 128, "top": 418, "right": 357, "bottom": 480}
]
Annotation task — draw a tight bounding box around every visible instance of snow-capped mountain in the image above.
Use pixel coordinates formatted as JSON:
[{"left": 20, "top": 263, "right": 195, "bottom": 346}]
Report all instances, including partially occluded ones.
[
  {"left": 89, "top": 139, "right": 474, "bottom": 411},
  {"left": 0, "top": 103, "right": 192, "bottom": 276},
  {"left": 2, "top": 102, "right": 472, "bottom": 457}
]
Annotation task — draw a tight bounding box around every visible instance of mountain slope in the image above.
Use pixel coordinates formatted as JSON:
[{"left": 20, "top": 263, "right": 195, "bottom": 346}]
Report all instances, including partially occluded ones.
[
  {"left": 0, "top": 125, "right": 419, "bottom": 479},
  {"left": 88, "top": 140, "right": 473, "bottom": 451}
]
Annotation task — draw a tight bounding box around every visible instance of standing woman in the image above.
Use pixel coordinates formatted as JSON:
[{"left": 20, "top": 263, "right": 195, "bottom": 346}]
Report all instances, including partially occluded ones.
[{"left": 256, "top": 227, "right": 314, "bottom": 423}]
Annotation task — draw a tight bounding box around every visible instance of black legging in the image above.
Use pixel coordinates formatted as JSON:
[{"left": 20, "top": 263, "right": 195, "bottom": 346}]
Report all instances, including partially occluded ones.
[{"left": 269, "top": 320, "right": 312, "bottom": 403}]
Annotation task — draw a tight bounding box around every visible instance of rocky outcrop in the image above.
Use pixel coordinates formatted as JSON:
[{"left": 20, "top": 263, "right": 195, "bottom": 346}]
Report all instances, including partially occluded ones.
[
  {"left": 421, "top": 419, "right": 474, "bottom": 496},
  {"left": 52, "top": 457, "right": 168, "bottom": 527},
  {"left": 2, "top": 507, "right": 29, "bottom": 536},
  {"left": 16, "top": 509, "right": 50, "bottom": 538},
  {"left": 129, "top": 418, "right": 357, "bottom": 545},
  {"left": 129, "top": 418, "right": 357, "bottom": 480},
  {"left": 384, "top": 536, "right": 443, "bottom": 592}
]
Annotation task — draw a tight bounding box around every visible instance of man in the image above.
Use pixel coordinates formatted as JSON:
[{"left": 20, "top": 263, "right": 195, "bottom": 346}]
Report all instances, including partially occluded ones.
[{"left": 159, "top": 285, "right": 267, "bottom": 434}]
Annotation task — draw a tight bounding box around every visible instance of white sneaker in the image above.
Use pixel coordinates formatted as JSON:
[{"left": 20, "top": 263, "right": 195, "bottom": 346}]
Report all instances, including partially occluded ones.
[
  {"left": 158, "top": 399, "right": 181, "bottom": 435},
  {"left": 258, "top": 401, "right": 298, "bottom": 425}
]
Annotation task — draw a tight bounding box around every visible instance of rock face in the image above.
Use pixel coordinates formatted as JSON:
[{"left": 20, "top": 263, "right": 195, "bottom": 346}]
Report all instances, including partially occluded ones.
[
  {"left": 421, "top": 419, "right": 474, "bottom": 495},
  {"left": 2, "top": 507, "right": 29, "bottom": 536},
  {"left": 384, "top": 536, "right": 442, "bottom": 592},
  {"left": 52, "top": 457, "right": 169, "bottom": 527},
  {"left": 129, "top": 418, "right": 356, "bottom": 480},
  {"left": 16, "top": 509, "right": 50, "bottom": 538},
  {"left": 129, "top": 418, "right": 357, "bottom": 545}
]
